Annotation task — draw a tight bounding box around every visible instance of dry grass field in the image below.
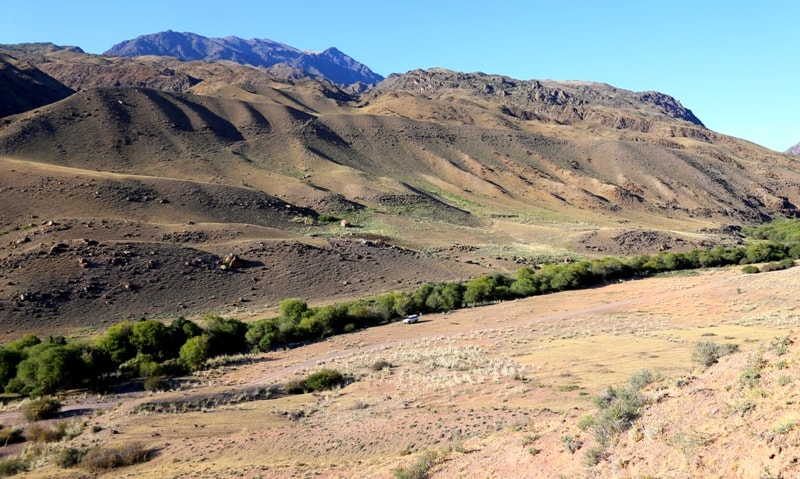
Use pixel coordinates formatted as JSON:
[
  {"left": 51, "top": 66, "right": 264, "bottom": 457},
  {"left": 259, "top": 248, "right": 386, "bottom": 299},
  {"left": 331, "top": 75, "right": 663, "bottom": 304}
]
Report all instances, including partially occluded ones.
[{"left": 1, "top": 264, "right": 795, "bottom": 478}]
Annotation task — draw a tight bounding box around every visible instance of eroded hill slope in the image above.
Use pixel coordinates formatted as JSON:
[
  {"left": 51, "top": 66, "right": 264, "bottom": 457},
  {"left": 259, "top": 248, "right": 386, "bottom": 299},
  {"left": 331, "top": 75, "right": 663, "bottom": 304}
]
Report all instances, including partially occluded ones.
[{"left": 1, "top": 46, "right": 800, "bottom": 326}]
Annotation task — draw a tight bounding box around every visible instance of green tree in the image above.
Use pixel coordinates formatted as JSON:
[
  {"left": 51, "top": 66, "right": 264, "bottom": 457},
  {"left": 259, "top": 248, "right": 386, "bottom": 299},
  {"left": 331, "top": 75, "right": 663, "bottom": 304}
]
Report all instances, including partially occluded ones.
[
  {"left": 464, "top": 276, "right": 502, "bottom": 305},
  {"left": 15, "top": 344, "right": 89, "bottom": 395},
  {"left": 0, "top": 348, "right": 24, "bottom": 388},
  {"left": 589, "top": 257, "right": 630, "bottom": 282},
  {"left": 392, "top": 292, "right": 413, "bottom": 316},
  {"left": 246, "top": 319, "right": 278, "bottom": 352},
  {"left": 550, "top": 262, "right": 591, "bottom": 290},
  {"left": 179, "top": 335, "right": 210, "bottom": 370},
  {"left": 410, "top": 283, "right": 434, "bottom": 312},
  {"left": 534, "top": 264, "right": 562, "bottom": 294},
  {"left": 279, "top": 299, "right": 309, "bottom": 323},
  {"left": 131, "top": 320, "right": 171, "bottom": 361},
  {"left": 511, "top": 267, "right": 541, "bottom": 297},
  {"left": 7, "top": 334, "right": 41, "bottom": 351},
  {"left": 373, "top": 293, "right": 401, "bottom": 322},
  {"left": 203, "top": 315, "right": 248, "bottom": 357},
  {"left": 98, "top": 321, "right": 136, "bottom": 366},
  {"left": 309, "top": 304, "right": 348, "bottom": 337},
  {"left": 167, "top": 317, "right": 202, "bottom": 354},
  {"left": 427, "top": 282, "right": 464, "bottom": 312},
  {"left": 744, "top": 242, "right": 785, "bottom": 264}
]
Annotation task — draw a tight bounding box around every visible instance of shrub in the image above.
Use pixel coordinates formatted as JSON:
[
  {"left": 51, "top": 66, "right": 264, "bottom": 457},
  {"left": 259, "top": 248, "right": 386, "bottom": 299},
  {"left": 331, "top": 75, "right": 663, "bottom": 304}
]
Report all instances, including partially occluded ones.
[
  {"left": 23, "top": 397, "right": 61, "bottom": 421},
  {"left": 55, "top": 447, "right": 84, "bottom": 468},
  {"left": 561, "top": 434, "right": 583, "bottom": 453},
  {"left": 392, "top": 450, "right": 438, "bottom": 479},
  {"left": 370, "top": 360, "right": 392, "bottom": 372},
  {"left": 760, "top": 262, "right": 782, "bottom": 272},
  {"left": 577, "top": 414, "right": 595, "bottom": 431},
  {"left": 741, "top": 265, "right": 760, "bottom": 274},
  {"left": 143, "top": 375, "right": 169, "bottom": 392},
  {"left": 25, "top": 423, "right": 65, "bottom": 443},
  {"left": 159, "top": 358, "right": 187, "bottom": 376},
  {"left": 583, "top": 446, "right": 606, "bottom": 467},
  {"left": 81, "top": 442, "right": 149, "bottom": 471},
  {"left": 591, "top": 370, "right": 656, "bottom": 447},
  {"left": 0, "top": 458, "right": 26, "bottom": 476},
  {"left": 0, "top": 426, "right": 24, "bottom": 446},
  {"left": 779, "top": 258, "right": 795, "bottom": 268},
  {"left": 283, "top": 378, "right": 307, "bottom": 394},
  {"left": 692, "top": 341, "right": 738, "bottom": 368},
  {"left": 304, "top": 369, "right": 345, "bottom": 391},
  {"left": 739, "top": 354, "right": 766, "bottom": 388},
  {"left": 769, "top": 336, "right": 793, "bottom": 356},
  {"left": 627, "top": 369, "right": 657, "bottom": 390},
  {"left": 137, "top": 357, "right": 163, "bottom": 378},
  {"left": 318, "top": 213, "right": 339, "bottom": 223}
]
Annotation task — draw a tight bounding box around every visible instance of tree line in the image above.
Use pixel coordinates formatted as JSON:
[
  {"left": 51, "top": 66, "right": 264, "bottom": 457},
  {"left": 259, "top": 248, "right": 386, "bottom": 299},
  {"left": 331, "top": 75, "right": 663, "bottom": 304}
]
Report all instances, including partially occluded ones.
[{"left": 2, "top": 219, "right": 800, "bottom": 396}]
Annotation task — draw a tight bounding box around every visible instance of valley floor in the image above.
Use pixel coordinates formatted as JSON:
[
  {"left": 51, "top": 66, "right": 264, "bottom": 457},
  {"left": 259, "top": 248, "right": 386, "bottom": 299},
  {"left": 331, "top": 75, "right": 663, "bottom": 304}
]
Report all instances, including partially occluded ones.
[{"left": 7, "top": 265, "right": 800, "bottom": 478}]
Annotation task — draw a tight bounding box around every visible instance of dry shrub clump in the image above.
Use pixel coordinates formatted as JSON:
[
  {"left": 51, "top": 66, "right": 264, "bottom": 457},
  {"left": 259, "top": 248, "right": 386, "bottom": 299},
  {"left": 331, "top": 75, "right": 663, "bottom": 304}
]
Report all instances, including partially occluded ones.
[
  {"left": 24, "top": 423, "right": 65, "bottom": 443},
  {"left": 0, "top": 457, "right": 26, "bottom": 476},
  {"left": 0, "top": 426, "right": 24, "bottom": 446},
  {"left": 81, "top": 441, "right": 150, "bottom": 471},
  {"left": 370, "top": 359, "right": 393, "bottom": 371},
  {"left": 590, "top": 369, "right": 657, "bottom": 452},
  {"left": 55, "top": 447, "right": 84, "bottom": 468},
  {"left": 284, "top": 368, "right": 346, "bottom": 394},
  {"left": 692, "top": 340, "right": 738, "bottom": 368},
  {"left": 392, "top": 450, "right": 439, "bottom": 479},
  {"left": 23, "top": 398, "right": 61, "bottom": 421}
]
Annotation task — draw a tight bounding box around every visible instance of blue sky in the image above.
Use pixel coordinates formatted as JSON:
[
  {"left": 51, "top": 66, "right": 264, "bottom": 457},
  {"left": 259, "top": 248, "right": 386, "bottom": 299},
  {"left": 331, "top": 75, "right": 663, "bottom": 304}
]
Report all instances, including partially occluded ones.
[{"left": 1, "top": 0, "right": 797, "bottom": 151}]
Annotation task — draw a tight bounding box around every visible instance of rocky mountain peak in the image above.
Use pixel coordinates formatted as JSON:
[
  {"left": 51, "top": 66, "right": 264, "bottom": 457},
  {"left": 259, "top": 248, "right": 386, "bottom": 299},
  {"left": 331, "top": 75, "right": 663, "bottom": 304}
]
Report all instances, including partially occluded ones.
[{"left": 104, "top": 31, "right": 383, "bottom": 87}]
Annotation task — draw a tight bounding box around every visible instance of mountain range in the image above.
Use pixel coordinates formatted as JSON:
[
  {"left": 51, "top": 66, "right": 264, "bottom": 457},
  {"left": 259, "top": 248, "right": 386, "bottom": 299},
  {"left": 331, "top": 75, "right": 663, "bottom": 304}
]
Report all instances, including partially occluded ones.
[
  {"left": 0, "top": 32, "right": 799, "bottom": 326},
  {"left": 104, "top": 30, "right": 384, "bottom": 87}
]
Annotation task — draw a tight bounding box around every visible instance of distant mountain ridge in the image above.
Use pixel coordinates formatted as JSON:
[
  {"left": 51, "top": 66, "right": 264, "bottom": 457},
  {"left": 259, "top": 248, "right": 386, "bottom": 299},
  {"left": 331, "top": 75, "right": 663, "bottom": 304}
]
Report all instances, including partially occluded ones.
[
  {"left": 375, "top": 68, "right": 705, "bottom": 131},
  {"left": 786, "top": 142, "right": 800, "bottom": 156},
  {"left": 104, "top": 31, "right": 384, "bottom": 87}
]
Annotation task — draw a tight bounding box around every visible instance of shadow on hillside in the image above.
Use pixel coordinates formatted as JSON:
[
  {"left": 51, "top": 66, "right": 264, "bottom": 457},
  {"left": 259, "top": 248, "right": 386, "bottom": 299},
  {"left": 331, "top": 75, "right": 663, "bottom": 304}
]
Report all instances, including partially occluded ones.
[{"left": 56, "top": 408, "right": 95, "bottom": 419}]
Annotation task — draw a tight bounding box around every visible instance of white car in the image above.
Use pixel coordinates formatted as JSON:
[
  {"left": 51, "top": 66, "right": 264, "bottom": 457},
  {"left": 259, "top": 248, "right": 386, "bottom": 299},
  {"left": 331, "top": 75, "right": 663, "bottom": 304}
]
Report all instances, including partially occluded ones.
[{"left": 403, "top": 314, "right": 419, "bottom": 324}]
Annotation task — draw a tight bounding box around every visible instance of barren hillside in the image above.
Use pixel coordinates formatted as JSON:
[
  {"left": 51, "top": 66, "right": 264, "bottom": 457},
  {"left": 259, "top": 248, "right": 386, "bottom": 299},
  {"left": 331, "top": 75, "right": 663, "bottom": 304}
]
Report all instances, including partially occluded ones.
[
  {"left": 0, "top": 53, "right": 73, "bottom": 117},
  {"left": 0, "top": 45, "right": 799, "bottom": 328}
]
